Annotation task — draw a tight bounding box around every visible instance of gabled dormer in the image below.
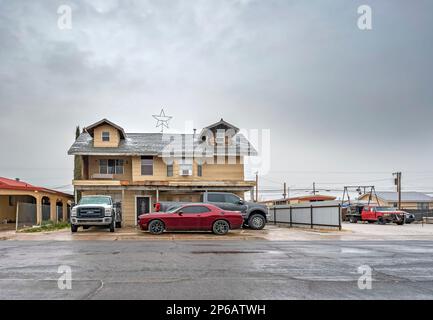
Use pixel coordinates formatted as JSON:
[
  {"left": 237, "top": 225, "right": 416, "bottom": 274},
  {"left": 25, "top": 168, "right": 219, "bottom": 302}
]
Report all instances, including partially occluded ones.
[
  {"left": 198, "top": 118, "right": 239, "bottom": 145},
  {"left": 85, "top": 119, "right": 126, "bottom": 148}
]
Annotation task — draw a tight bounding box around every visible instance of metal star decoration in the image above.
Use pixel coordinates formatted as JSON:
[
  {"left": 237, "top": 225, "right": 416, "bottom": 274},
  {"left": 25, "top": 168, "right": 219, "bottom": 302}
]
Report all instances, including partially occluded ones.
[{"left": 152, "top": 108, "right": 172, "bottom": 133}]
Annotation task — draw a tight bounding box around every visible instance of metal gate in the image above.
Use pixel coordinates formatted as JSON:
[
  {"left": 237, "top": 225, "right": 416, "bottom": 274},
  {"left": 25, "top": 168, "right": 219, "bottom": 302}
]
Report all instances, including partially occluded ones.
[{"left": 268, "top": 202, "right": 342, "bottom": 230}]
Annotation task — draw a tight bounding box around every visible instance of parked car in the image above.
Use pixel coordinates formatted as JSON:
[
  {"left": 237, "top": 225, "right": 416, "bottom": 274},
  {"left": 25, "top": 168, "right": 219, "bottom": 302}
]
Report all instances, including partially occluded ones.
[
  {"left": 154, "top": 192, "right": 269, "bottom": 230},
  {"left": 70, "top": 195, "right": 122, "bottom": 232},
  {"left": 347, "top": 205, "right": 405, "bottom": 225},
  {"left": 138, "top": 203, "right": 244, "bottom": 235}
]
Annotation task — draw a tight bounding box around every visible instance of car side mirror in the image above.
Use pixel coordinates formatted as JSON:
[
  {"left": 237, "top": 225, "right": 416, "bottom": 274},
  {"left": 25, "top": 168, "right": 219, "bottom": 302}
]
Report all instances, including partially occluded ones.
[
  {"left": 238, "top": 200, "right": 245, "bottom": 205},
  {"left": 178, "top": 211, "right": 183, "bottom": 215}
]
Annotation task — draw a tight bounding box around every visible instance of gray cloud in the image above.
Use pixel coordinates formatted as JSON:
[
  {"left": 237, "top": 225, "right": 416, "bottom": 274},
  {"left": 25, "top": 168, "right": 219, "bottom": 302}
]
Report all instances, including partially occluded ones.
[{"left": 1, "top": 0, "right": 433, "bottom": 197}]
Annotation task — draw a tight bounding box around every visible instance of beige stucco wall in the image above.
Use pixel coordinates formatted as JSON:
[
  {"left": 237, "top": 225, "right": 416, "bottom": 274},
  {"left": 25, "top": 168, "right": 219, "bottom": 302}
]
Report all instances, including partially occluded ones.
[
  {"left": 0, "top": 195, "right": 14, "bottom": 220},
  {"left": 93, "top": 124, "right": 120, "bottom": 148},
  {"left": 0, "top": 190, "right": 72, "bottom": 223}
]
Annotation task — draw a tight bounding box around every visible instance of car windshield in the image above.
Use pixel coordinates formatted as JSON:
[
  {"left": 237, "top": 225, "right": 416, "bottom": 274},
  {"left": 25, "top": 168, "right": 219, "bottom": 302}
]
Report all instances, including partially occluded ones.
[
  {"left": 375, "top": 207, "right": 396, "bottom": 211},
  {"left": 79, "top": 197, "right": 111, "bottom": 205}
]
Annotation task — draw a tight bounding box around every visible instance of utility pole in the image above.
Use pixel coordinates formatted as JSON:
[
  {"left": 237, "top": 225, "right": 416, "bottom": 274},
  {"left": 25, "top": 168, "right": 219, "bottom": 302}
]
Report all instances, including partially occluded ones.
[
  {"left": 393, "top": 172, "right": 402, "bottom": 209},
  {"left": 255, "top": 171, "right": 259, "bottom": 202},
  {"left": 313, "top": 182, "right": 316, "bottom": 195},
  {"left": 283, "top": 182, "right": 287, "bottom": 199}
]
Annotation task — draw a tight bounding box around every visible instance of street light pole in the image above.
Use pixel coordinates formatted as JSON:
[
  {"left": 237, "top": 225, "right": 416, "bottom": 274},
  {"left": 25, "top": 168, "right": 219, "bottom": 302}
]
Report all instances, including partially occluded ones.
[{"left": 393, "top": 172, "right": 402, "bottom": 210}]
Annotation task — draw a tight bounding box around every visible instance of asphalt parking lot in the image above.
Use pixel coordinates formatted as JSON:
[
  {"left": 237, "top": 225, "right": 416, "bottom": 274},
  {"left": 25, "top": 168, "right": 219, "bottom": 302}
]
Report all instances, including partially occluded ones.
[{"left": 0, "top": 239, "right": 433, "bottom": 299}]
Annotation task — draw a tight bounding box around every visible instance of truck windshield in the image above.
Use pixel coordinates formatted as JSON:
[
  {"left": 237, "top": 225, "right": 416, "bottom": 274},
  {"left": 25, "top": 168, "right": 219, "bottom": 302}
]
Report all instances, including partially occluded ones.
[{"left": 79, "top": 197, "right": 111, "bottom": 205}]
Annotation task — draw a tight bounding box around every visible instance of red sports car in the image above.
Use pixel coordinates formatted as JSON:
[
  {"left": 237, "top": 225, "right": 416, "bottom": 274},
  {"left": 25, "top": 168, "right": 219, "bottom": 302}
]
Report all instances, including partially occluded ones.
[{"left": 138, "top": 203, "right": 244, "bottom": 235}]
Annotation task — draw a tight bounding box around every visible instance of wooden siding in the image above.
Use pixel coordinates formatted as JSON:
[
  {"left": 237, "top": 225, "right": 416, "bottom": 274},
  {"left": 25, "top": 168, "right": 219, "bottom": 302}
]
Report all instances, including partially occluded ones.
[
  {"left": 93, "top": 124, "right": 121, "bottom": 148},
  {"left": 88, "top": 156, "right": 132, "bottom": 181},
  {"left": 131, "top": 156, "right": 244, "bottom": 182}
]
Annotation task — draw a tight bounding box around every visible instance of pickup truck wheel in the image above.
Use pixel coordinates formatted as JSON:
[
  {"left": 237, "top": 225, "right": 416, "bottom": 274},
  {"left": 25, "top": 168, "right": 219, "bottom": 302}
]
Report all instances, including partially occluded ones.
[
  {"left": 71, "top": 225, "right": 78, "bottom": 233},
  {"left": 377, "top": 217, "right": 385, "bottom": 225},
  {"left": 213, "top": 220, "right": 230, "bottom": 235},
  {"left": 248, "top": 214, "right": 265, "bottom": 230},
  {"left": 109, "top": 220, "right": 115, "bottom": 233},
  {"left": 148, "top": 220, "right": 165, "bottom": 235}
]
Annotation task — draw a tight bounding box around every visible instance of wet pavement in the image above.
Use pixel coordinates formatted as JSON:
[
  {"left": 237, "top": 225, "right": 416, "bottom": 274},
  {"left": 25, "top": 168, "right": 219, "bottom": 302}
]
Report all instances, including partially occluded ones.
[
  {"left": 3, "top": 222, "right": 433, "bottom": 241},
  {"left": 0, "top": 240, "right": 433, "bottom": 299},
  {"left": 1, "top": 223, "right": 433, "bottom": 299}
]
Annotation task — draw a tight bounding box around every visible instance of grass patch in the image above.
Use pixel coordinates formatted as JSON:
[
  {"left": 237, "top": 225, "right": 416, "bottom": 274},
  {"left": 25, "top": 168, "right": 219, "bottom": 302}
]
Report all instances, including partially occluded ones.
[{"left": 19, "top": 221, "right": 70, "bottom": 233}]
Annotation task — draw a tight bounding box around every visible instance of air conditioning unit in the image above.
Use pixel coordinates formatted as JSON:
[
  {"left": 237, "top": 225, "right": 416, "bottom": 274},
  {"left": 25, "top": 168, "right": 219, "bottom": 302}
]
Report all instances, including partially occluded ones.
[{"left": 180, "top": 169, "right": 192, "bottom": 176}]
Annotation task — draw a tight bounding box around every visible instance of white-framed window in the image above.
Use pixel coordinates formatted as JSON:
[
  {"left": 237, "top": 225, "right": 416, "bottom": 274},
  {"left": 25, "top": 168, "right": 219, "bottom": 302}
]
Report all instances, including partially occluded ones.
[
  {"left": 99, "top": 159, "right": 124, "bottom": 174},
  {"left": 102, "top": 131, "right": 110, "bottom": 142}
]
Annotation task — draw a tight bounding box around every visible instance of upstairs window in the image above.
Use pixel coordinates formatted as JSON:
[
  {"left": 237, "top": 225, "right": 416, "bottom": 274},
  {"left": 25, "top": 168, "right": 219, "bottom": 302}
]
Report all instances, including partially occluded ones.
[
  {"left": 141, "top": 156, "right": 153, "bottom": 175},
  {"left": 197, "top": 164, "right": 203, "bottom": 177},
  {"left": 99, "top": 159, "right": 124, "bottom": 174},
  {"left": 167, "top": 164, "right": 173, "bottom": 177},
  {"left": 102, "top": 131, "right": 110, "bottom": 142}
]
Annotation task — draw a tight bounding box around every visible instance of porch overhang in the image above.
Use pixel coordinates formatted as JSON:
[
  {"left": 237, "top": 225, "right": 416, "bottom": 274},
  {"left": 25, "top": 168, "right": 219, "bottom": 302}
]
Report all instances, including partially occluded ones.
[{"left": 73, "top": 180, "right": 255, "bottom": 192}]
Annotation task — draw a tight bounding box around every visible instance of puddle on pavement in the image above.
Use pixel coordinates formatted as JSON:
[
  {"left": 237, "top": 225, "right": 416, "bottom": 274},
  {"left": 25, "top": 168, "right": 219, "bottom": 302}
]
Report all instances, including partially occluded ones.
[
  {"left": 191, "top": 250, "right": 283, "bottom": 255},
  {"left": 191, "top": 250, "right": 263, "bottom": 254}
]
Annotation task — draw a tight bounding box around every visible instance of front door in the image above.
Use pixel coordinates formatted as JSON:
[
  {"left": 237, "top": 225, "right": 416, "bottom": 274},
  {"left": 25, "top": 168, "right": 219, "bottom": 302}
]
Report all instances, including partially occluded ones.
[{"left": 136, "top": 197, "right": 150, "bottom": 220}]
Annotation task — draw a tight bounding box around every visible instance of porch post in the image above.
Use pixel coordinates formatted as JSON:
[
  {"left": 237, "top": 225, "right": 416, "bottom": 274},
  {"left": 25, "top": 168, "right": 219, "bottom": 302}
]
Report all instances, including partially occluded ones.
[
  {"left": 36, "top": 195, "right": 42, "bottom": 225},
  {"left": 156, "top": 188, "right": 159, "bottom": 202},
  {"left": 121, "top": 188, "right": 125, "bottom": 222},
  {"left": 62, "top": 200, "right": 68, "bottom": 221},
  {"left": 50, "top": 197, "right": 57, "bottom": 222}
]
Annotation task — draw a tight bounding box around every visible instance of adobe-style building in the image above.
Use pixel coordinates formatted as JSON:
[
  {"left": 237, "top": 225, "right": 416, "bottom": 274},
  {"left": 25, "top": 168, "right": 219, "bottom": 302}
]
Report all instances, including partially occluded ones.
[
  {"left": 261, "top": 194, "right": 337, "bottom": 206},
  {"left": 68, "top": 118, "right": 257, "bottom": 226},
  {"left": 0, "top": 177, "right": 72, "bottom": 225}
]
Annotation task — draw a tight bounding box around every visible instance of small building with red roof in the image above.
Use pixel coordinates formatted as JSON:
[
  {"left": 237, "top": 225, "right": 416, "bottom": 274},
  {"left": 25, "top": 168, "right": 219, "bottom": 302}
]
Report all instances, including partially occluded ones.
[
  {"left": 0, "top": 177, "right": 73, "bottom": 226},
  {"left": 261, "top": 194, "right": 337, "bottom": 207}
]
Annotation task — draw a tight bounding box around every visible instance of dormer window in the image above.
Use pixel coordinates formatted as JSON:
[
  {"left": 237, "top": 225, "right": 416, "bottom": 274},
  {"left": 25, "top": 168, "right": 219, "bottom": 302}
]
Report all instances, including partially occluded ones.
[{"left": 102, "top": 131, "right": 110, "bottom": 142}]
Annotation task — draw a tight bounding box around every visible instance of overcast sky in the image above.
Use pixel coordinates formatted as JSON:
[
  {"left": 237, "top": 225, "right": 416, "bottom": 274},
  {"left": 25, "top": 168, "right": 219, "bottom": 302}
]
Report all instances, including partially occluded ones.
[{"left": 1, "top": 0, "right": 433, "bottom": 199}]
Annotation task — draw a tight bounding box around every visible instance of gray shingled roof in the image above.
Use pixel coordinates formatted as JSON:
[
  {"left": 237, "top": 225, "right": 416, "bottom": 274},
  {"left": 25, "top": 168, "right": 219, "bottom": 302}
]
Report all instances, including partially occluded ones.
[
  {"left": 375, "top": 191, "right": 433, "bottom": 202},
  {"left": 68, "top": 132, "right": 258, "bottom": 157}
]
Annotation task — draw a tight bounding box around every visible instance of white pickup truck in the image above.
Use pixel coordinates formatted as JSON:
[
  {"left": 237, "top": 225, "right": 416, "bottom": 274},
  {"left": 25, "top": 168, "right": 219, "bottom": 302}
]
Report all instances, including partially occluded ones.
[{"left": 70, "top": 195, "right": 122, "bottom": 233}]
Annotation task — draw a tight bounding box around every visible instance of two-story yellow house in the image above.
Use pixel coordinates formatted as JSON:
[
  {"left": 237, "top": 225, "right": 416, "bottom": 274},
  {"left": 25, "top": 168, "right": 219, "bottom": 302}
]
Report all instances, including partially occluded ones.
[{"left": 68, "top": 118, "right": 257, "bottom": 226}]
